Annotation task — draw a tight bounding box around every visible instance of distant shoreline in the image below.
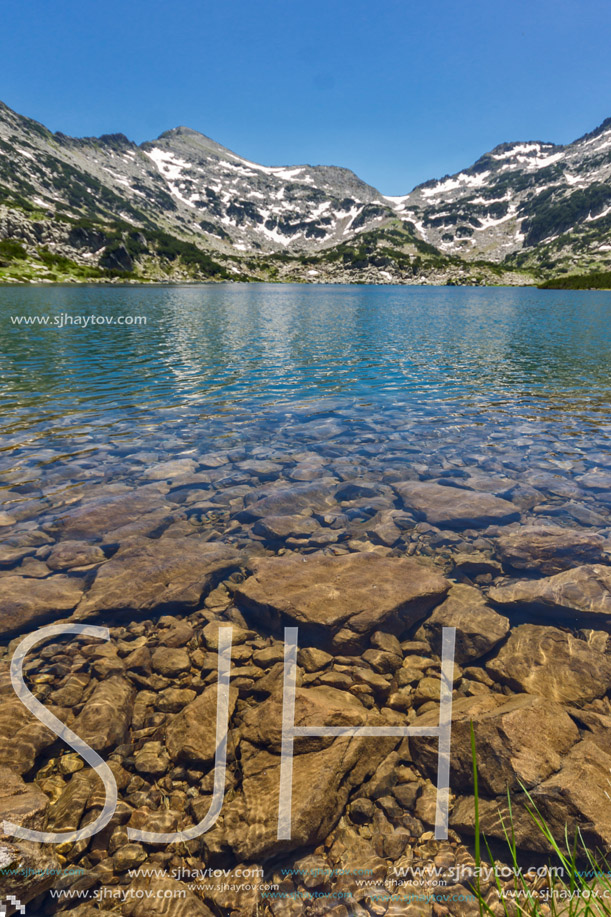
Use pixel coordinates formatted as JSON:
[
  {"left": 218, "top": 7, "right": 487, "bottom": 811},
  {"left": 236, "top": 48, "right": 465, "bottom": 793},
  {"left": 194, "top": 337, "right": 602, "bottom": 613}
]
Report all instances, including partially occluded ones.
[
  {"left": 0, "top": 278, "right": 540, "bottom": 289},
  {"left": 3, "top": 280, "right": 610, "bottom": 290}
]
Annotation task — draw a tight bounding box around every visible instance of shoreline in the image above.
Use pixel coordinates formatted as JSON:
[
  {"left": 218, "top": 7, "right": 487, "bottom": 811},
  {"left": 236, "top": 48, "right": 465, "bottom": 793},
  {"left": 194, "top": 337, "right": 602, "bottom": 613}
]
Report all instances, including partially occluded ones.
[{"left": 3, "top": 277, "right": 611, "bottom": 290}]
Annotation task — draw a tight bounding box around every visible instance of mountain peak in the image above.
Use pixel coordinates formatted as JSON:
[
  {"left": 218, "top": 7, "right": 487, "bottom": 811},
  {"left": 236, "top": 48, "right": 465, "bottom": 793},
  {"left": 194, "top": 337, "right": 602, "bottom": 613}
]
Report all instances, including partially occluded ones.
[
  {"left": 156, "top": 125, "right": 209, "bottom": 141},
  {"left": 143, "top": 125, "right": 240, "bottom": 161}
]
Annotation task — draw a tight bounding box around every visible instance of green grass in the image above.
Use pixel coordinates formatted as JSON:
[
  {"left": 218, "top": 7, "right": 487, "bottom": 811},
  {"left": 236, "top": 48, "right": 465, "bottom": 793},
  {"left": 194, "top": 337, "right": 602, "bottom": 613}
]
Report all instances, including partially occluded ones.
[
  {"left": 0, "top": 244, "right": 127, "bottom": 283},
  {"left": 470, "top": 723, "right": 610, "bottom": 916},
  {"left": 538, "top": 270, "right": 611, "bottom": 290}
]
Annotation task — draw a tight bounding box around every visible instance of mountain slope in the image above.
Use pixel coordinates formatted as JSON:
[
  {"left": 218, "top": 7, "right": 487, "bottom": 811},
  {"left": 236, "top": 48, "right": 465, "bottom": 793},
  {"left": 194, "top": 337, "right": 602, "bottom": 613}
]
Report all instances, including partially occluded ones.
[
  {"left": 0, "top": 100, "right": 609, "bottom": 283},
  {"left": 390, "top": 118, "right": 611, "bottom": 274},
  {"left": 0, "top": 101, "right": 392, "bottom": 255}
]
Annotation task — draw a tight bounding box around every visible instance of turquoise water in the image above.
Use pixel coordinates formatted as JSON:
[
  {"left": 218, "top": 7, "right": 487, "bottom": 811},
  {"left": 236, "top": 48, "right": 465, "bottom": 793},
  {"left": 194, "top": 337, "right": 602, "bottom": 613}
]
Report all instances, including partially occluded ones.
[{"left": 1, "top": 283, "right": 611, "bottom": 526}]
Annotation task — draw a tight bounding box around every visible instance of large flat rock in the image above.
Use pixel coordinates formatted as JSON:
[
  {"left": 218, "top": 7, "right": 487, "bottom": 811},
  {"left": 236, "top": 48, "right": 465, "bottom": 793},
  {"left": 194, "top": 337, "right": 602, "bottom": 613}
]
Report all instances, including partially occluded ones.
[
  {"left": 488, "top": 563, "right": 611, "bottom": 619},
  {"left": 235, "top": 552, "right": 450, "bottom": 650},
  {"left": 395, "top": 481, "right": 520, "bottom": 529},
  {"left": 486, "top": 623, "right": 611, "bottom": 704},
  {"left": 0, "top": 574, "right": 84, "bottom": 638},
  {"left": 51, "top": 484, "right": 171, "bottom": 540},
  {"left": 74, "top": 536, "right": 239, "bottom": 619},
  {"left": 496, "top": 525, "right": 606, "bottom": 575}
]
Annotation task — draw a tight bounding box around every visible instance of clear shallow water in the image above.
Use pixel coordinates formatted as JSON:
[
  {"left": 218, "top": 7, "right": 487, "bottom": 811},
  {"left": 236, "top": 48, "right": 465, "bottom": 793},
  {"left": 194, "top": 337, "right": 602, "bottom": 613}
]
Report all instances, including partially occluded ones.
[{"left": 1, "top": 283, "right": 611, "bottom": 527}]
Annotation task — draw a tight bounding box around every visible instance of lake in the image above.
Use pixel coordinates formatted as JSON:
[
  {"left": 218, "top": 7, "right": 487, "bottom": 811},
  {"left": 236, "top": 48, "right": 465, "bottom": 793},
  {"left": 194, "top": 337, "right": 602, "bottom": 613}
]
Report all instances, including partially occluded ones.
[
  {"left": 1, "top": 283, "right": 611, "bottom": 537},
  {"left": 2, "top": 282, "right": 611, "bottom": 909}
]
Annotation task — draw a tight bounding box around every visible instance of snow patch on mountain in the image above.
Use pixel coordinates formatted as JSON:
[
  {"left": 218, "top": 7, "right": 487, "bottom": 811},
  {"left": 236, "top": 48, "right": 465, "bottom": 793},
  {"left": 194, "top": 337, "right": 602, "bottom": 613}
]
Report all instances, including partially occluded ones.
[{"left": 420, "top": 171, "right": 491, "bottom": 198}]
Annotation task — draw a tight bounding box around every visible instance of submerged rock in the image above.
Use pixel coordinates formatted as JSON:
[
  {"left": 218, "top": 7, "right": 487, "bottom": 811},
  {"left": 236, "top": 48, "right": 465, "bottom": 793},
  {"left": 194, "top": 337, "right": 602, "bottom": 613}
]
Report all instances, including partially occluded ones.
[
  {"left": 488, "top": 563, "right": 611, "bottom": 619},
  {"left": 0, "top": 766, "right": 50, "bottom": 830},
  {"left": 0, "top": 767, "right": 59, "bottom": 907},
  {"left": 165, "top": 684, "right": 238, "bottom": 765},
  {"left": 533, "top": 739, "right": 611, "bottom": 849},
  {"left": 414, "top": 693, "right": 579, "bottom": 796},
  {"left": 143, "top": 458, "right": 198, "bottom": 481},
  {"left": 395, "top": 481, "right": 520, "bottom": 529},
  {"left": 51, "top": 484, "right": 171, "bottom": 540},
  {"left": 239, "top": 481, "right": 338, "bottom": 521},
  {"left": 74, "top": 537, "right": 239, "bottom": 618},
  {"left": 150, "top": 646, "right": 191, "bottom": 677},
  {"left": 222, "top": 691, "right": 398, "bottom": 859},
  {"left": 240, "top": 685, "right": 368, "bottom": 753},
  {"left": 452, "top": 738, "right": 611, "bottom": 852},
  {"left": 496, "top": 525, "right": 606, "bottom": 575},
  {"left": 122, "top": 875, "right": 215, "bottom": 916},
  {"left": 577, "top": 470, "right": 611, "bottom": 491},
  {"left": 73, "top": 675, "right": 134, "bottom": 754},
  {"left": 414, "top": 584, "right": 509, "bottom": 663},
  {"left": 0, "top": 697, "right": 58, "bottom": 774},
  {"left": 46, "top": 539, "right": 108, "bottom": 571},
  {"left": 486, "top": 623, "right": 611, "bottom": 703},
  {"left": 0, "top": 573, "right": 84, "bottom": 638},
  {"left": 235, "top": 552, "right": 450, "bottom": 650},
  {"left": 253, "top": 513, "right": 320, "bottom": 541}
]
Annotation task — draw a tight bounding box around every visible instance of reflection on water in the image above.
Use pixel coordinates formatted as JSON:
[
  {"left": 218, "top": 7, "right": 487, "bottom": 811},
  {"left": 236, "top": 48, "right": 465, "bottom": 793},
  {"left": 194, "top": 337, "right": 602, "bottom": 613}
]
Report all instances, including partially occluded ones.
[{"left": 0, "top": 283, "right": 610, "bottom": 513}]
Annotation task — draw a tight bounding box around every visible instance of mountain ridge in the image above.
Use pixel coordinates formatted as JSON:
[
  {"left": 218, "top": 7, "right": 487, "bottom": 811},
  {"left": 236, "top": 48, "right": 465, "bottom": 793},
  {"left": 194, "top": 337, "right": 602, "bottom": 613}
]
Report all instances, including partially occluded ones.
[{"left": 0, "top": 100, "right": 610, "bottom": 285}]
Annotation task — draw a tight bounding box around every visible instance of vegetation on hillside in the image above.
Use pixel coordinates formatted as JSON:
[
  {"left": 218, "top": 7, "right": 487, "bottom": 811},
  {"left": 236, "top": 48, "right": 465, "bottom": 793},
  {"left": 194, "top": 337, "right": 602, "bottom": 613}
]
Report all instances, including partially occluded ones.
[
  {"left": 0, "top": 207, "right": 549, "bottom": 287},
  {"left": 0, "top": 214, "right": 251, "bottom": 283},
  {"left": 538, "top": 270, "right": 611, "bottom": 290}
]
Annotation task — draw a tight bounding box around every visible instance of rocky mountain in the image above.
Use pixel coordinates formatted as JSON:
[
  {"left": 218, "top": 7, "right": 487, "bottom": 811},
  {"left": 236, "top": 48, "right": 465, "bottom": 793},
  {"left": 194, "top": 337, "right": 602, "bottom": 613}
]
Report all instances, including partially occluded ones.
[
  {"left": 0, "top": 99, "right": 610, "bottom": 284},
  {"left": 0, "top": 101, "right": 390, "bottom": 254},
  {"left": 393, "top": 118, "right": 611, "bottom": 275}
]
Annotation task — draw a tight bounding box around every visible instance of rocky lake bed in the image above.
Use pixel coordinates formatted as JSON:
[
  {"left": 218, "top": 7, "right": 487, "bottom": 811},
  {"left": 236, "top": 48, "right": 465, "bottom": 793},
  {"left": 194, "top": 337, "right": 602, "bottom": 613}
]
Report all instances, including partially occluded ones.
[{"left": 1, "top": 284, "right": 611, "bottom": 915}]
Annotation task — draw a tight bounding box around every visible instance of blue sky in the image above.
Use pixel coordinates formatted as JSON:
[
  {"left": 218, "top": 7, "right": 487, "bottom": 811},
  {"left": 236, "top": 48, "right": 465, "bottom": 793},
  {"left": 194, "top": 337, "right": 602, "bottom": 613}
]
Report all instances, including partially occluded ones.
[{"left": 1, "top": 0, "right": 610, "bottom": 194}]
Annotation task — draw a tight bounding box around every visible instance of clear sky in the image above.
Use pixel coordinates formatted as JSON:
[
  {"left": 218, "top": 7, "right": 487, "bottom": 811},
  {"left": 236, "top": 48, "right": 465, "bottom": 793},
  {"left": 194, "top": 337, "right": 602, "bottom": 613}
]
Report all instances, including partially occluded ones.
[{"left": 1, "top": 0, "right": 610, "bottom": 194}]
